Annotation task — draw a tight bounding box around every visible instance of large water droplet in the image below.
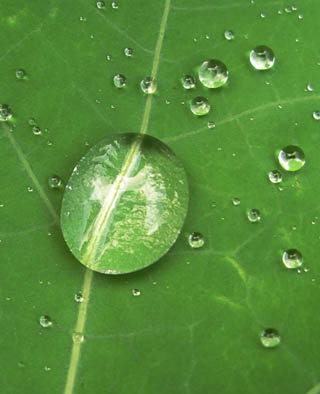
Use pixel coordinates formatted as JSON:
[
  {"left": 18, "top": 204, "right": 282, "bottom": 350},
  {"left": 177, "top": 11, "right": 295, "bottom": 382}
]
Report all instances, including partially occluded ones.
[
  {"left": 190, "top": 96, "right": 210, "bottom": 116},
  {"left": 250, "top": 46, "right": 275, "bottom": 70},
  {"left": 48, "top": 175, "right": 62, "bottom": 189},
  {"left": 188, "top": 232, "right": 204, "bottom": 248},
  {"left": 181, "top": 75, "right": 196, "bottom": 89},
  {"left": 278, "top": 145, "right": 305, "bottom": 172},
  {"left": 140, "top": 77, "right": 157, "bottom": 94},
  {"left": 268, "top": 170, "right": 282, "bottom": 183},
  {"left": 61, "top": 133, "right": 189, "bottom": 274},
  {"left": 0, "top": 104, "right": 12, "bottom": 122},
  {"left": 247, "top": 209, "right": 261, "bottom": 223},
  {"left": 39, "top": 315, "right": 52, "bottom": 328},
  {"left": 282, "top": 249, "right": 303, "bottom": 269},
  {"left": 199, "top": 59, "right": 229, "bottom": 88},
  {"left": 113, "top": 74, "right": 126, "bottom": 88},
  {"left": 260, "top": 328, "right": 281, "bottom": 348}
]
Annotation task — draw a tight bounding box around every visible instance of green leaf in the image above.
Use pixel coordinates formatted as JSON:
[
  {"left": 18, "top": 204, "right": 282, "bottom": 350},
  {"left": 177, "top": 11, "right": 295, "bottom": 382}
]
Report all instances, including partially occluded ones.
[{"left": 1, "top": 0, "right": 320, "bottom": 393}]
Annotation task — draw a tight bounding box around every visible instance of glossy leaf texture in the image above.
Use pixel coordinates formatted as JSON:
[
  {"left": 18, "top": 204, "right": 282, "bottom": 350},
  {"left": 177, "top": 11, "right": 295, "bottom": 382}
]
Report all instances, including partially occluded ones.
[{"left": 1, "top": 1, "right": 320, "bottom": 393}]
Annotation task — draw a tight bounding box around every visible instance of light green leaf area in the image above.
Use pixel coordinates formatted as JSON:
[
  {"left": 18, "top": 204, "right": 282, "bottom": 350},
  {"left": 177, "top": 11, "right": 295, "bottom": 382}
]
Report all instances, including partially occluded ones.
[
  {"left": 1, "top": 0, "right": 320, "bottom": 393},
  {"left": 61, "top": 133, "right": 188, "bottom": 274}
]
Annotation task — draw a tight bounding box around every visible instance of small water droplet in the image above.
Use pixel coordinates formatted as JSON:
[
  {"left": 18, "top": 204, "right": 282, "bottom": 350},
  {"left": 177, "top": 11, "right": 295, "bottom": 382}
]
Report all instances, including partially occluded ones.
[
  {"left": 0, "top": 104, "right": 12, "bottom": 122},
  {"left": 106, "top": 55, "right": 112, "bottom": 61},
  {"left": 188, "top": 232, "right": 204, "bottom": 248},
  {"left": 140, "top": 77, "right": 157, "bottom": 94},
  {"left": 16, "top": 69, "right": 26, "bottom": 79},
  {"left": 278, "top": 145, "right": 305, "bottom": 172},
  {"left": 113, "top": 74, "right": 126, "bottom": 88},
  {"left": 313, "top": 111, "right": 320, "bottom": 120},
  {"left": 232, "top": 197, "right": 240, "bottom": 206},
  {"left": 48, "top": 175, "right": 62, "bottom": 189},
  {"left": 181, "top": 75, "right": 196, "bottom": 89},
  {"left": 268, "top": 170, "right": 282, "bottom": 183},
  {"left": 27, "top": 186, "right": 33, "bottom": 192},
  {"left": 124, "top": 47, "right": 133, "bottom": 57},
  {"left": 165, "top": 99, "right": 170, "bottom": 105},
  {"left": 39, "top": 315, "right": 52, "bottom": 328},
  {"left": 260, "top": 12, "right": 266, "bottom": 18},
  {"left": 74, "top": 292, "right": 84, "bottom": 303},
  {"left": 282, "top": 249, "right": 303, "bottom": 269},
  {"left": 28, "top": 118, "right": 36, "bottom": 126},
  {"left": 247, "top": 209, "right": 261, "bottom": 223},
  {"left": 44, "top": 366, "right": 51, "bottom": 372},
  {"left": 132, "top": 288, "right": 141, "bottom": 297},
  {"left": 207, "top": 121, "right": 216, "bottom": 129},
  {"left": 32, "top": 126, "right": 41, "bottom": 136},
  {"left": 261, "top": 328, "right": 281, "bottom": 348},
  {"left": 190, "top": 96, "right": 210, "bottom": 116},
  {"left": 111, "top": 1, "right": 119, "bottom": 9},
  {"left": 72, "top": 332, "right": 84, "bottom": 343},
  {"left": 306, "top": 84, "right": 314, "bottom": 92},
  {"left": 96, "top": 1, "right": 105, "bottom": 9},
  {"left": 284, "top": 7, "right": 292, "bottom": 13},
  {"left": 298, "top": 14, "right": 303, "bottom": 19},
  {"left": 66, "top": 184, "right": 72, "bottom": 190},
  {"left": 224, "top": 30, "right": 235, "bottom": 40},
  {"left": 199, "top": 59, "right": 228, "bottom": 88},
  {"left": 250, "top": 46, "right": 275, "bottom": 70},
  {"left": 291, "top": 5, "right": 298, "bottom": 11},
  {"left": 18, "top": 361, "right": 25, "bottom": 368},
  {"left": 79, "top": 16, "right": 86, "bottom": 22},
  {"left": 205, "top": 34, "right": 210, "bottom": 40},
  {"left": 304, "top": 267, "right": 310, "bottom": 273}
]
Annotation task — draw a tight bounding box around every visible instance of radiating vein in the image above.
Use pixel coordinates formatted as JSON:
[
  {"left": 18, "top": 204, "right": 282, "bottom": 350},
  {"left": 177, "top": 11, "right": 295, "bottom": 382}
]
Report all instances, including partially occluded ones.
[
  {"left": 2, "top": 123, "right": 59, "bottom": 224},
  {"left": 63, "top": 0, "right": 171, "bottom": 392}
]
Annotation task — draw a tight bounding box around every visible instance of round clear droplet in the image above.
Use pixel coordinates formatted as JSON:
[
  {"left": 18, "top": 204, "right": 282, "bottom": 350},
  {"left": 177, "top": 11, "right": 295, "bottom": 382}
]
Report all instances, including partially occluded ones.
[
  {"left": 32, "top": 126, "right": 41, "bottom": 136},
  {"left": 188, "top": 232, "right": 204, "bottom": 248},
  {"left": 250, "top": 45, "right": 275, "bottom": 70},
  {"left": 181, "top": 75, "right": 196, "bottom": 89},
  {"left": 268, "top": 170, "right": 282, "bottom": 183},
  {"left": 232, "top": 197, "right": 240, "bottom": 206},
  {"left": 74, "top": 292, "right": 84, "bottom": 303},
  {"left": 111, "top": 1, "right": 119, "bottom": 9},
  {"left": 207, "top": 121, "right": 216, "bottom": 129},
  {"left": 306, "top": 84, "right": 314, "bottom": 92},
  {"left": 313, "top": 111, "right": 320, "bottom": 120},
  {"left": 140, "top": 77, "right": 157, "bottom": 94},
  {"left": 132, "top": 289, "right": 141, "bottom": 296},
  {"left": 0, "top": 104, "right": 12, "bottom": 122},
  {"left": 124, "top": 47, "right": 133, "bottom": 57},
  {"left": 16, "top": 69, "right": 26, "bottom": 79},
  {"left": 48, "top": 175, "right": 62, "bottom": 189},
  {"left": 282, "top": 249, "right": 303, "bottom": 269},
  {"left": 224, "top": 30, "right": 235, "bottom": 40},
  {"left": 113, "top": 74, "right": 126, "bottom": 88},
  {"left": 96, "top": 1, "right": 105, "bottom": 9},
  {"left": 72, "top": 332, "right": 84, "bottom": 343},
  {"left": 39, "top": 315, "right": 52, "bottom": 328},
  {"left": 61, "top": 133, "right": 189, "bottom": 274},
  {"left": 278, "top": 145, "right": 305, "bottom": 172},
  {"left": 260, "top": 328, "right": 281, "bottom": 348},
  {"left": 247, "top": 209, "right": 261, "bottom": 223},
  {"left": 199, "top": 59, "right": 229, "bottom": 88},
  {"left": 190, "top": 96, "right": 210, "bottom": 116}
]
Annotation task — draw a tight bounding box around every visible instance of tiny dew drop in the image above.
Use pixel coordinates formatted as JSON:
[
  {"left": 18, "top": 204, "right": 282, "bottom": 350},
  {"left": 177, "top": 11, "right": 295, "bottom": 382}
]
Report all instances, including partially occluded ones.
[
  {"left": 27, "top": 186, "right": 33, "bottom": 192},
  {"left": 249, "top": 45, "right": 275, "bottom": 70},
  {"left": 74, "top": 292, "right": 84, "bottom": 303},
  {"left": 207, "top": 121, "right": 216, "bottom": 129},
  {"left": 278, "top": 145, "right": 305, "bottom": 172},
  {"left": 190, "top": 96, "right": 210, "bottom": 116},
  {"left": 199, "top": 59, "right": 228, "bottom": 88},
  {"left": 188, "top": 232, "right": 204, "bottom": 248},
  {"left": 111, "top": 1, "right": 119, "bottom": 9},
  {"left": 260, "top": 328, "right": 281, "bottom": 348},
  {"left": 72, "top": 332, "right": 84, "bottom": 343},
  {"left": 268, "top": 170, "right": 282, "bottom": 183},
  {"left": 313, "top": 111, "right": 320, "bottom": 120},
  {"left": 306, "top": 84, "right": 314, "bottom": 92},
  {"left": 232, "top": 197, "right": 240, "bottom": 206},
  {"left": 124, "top": 47, "right": 133, "bottom": 57},
  {"left": 48, "top": 175, "right": 62, "bottom": 189},
  {"left": 113, "top": 74, "right": 126, "bottom": 88},
  {"left": 16, "top": 69, "right": 26, "bottom": 79},
  {"left": 28, "top": 118, "right": 36, "bottom": 126},
  {"left": 224, "top": 30, "right": 235, "bottom": 40},
  {"left": 247, "top": 208, "right": 261, "bottom": 223},
  {"left": 32, "top": 126, "right": 41, "bottom": 136},
  {"left": 96, "top": 1, "right": 105, "bottom": 9},
  {"left": 132, "top": 288, "right": 141, "bottom": 297},
  {"left": 0, "top": 104, "right": 12, "bottom": 122},
  {"left": 181, "top": 75, "right": 196, "bottom": 89},
  {"left": 44, "top": 366, "right": 51, "bottom": 372},
  {"left": 282, "top": 249, "right": 303, "bottom": 269},
  {"left": 140, "top": 77, "right": 157, "bottom": 94},
  {"left": 39, "top": 315, "right": 52, "bottom": 328},
  {"left": 106, "top": 55, "right": 112, "bottom": 61}
]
